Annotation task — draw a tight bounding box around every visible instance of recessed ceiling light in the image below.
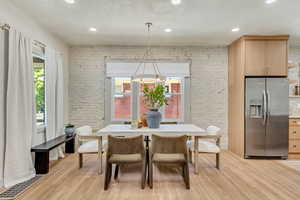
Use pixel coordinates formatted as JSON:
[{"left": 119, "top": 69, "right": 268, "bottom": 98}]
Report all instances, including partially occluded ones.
[
  {"left": 89, "top": 27, "right": 97, "bottom": 32},
  {"left": 231, "top": 27, "right": 240, "bottom": 32},
  {"left": 64, "top": 0, "right": 75, "bottom": 4},
  {"left": 265, "top": 0, "right": 277, "bottom": 4},
  {"left": 171, "top": 0, "right": 181, "bottom": 5},
  {"left": 164, "top": 28, "right": 172, "bottom": 33}
]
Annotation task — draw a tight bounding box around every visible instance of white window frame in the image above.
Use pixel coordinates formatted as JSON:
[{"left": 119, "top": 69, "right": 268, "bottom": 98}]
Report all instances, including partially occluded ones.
[
  {"left": 137, "top": 77, "right": 184, "bottom": 123},
  {"left": 110, "top": 76, "right": 185, "bottom": 123},
  {"left": 111, "top": 77, "right": 132, "bottom": 122}
]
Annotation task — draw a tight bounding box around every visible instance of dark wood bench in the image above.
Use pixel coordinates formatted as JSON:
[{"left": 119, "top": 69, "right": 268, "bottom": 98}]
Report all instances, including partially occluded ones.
[{"left": 31, "top": 134, "right": 76, "bottom": 174}]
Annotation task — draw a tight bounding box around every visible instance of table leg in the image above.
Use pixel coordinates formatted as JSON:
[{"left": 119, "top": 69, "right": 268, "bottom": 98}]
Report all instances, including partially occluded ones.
[
  {"left": 98, "top": 136, "right": 103, "bottom": 174},
  {"left": 194, "top": 136, "right": 199, "bottom": 174},
  {"left": 145, "top": 136, "right": 150, "bottom": 185}
]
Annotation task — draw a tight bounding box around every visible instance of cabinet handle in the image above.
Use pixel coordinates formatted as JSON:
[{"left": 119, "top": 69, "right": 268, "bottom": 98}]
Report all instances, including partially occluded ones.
[
  {"left": 294, "top": 131, "right": 297, "bottom": 134},
  {"left": 294, "top": 145, "right": 297, "bottom": 148}
]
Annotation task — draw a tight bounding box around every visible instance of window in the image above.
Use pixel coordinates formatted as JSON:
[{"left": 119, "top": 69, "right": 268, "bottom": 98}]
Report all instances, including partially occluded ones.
[
  {"left": 33, "top": 56, "right": 45, "bottom": 126},
  {"left": 111, "top": 77, "right": 185, "bottom": 122},
  {"left": 112, "top": 77, "right": 132, "bottom": 120},
  {"left": 164, "top": 77, "right": 183, "bottom": 120}
]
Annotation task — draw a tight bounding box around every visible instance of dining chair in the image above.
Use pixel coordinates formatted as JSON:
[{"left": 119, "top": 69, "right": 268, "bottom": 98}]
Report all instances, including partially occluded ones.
[
  {"left": 104, "top": 135, "right": 146, "bottom": 190},
  {"left": 76, "top": 126, "right": 106, "bottom": 174},
  {"left": 149, "top": 134, "right": 190, "bottom": 189},
  {"left": 187, "top": 126, "right": 221, "bottom": 169}
]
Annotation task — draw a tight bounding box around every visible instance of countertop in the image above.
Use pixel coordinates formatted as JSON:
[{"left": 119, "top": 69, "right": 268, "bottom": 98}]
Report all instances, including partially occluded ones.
[{"left": 289, "top": 116, "right": 300, "bottom": 119}]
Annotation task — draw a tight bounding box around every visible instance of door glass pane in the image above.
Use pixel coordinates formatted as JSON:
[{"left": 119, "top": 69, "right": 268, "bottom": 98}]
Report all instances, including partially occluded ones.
[
  {"left": 114, "top": 93, "right": 131, "bottom": 119},
  {"left": 165, "top": 77, "right": 182, "bottom": 119},
  {"left": 33, "top": 57, "right": 45, "bottom": 126},
  {"left": 114, "top": 78, "right": 131, "bottom": 119},
  {"left": 165, "top": 94, "right": 182, "bottom": 119},
  {"left": 165, "top": 77, "right": 181, "bottom": 93}
]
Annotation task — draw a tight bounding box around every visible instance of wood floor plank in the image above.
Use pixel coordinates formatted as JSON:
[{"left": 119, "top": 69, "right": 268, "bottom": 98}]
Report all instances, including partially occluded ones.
[{"left": 13, "top": 151, "right": 300, "bottom": 200}]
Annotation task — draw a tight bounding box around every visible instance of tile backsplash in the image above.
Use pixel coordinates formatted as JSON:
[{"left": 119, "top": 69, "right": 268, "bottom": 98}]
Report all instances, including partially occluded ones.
[{"left": 289, "top": 47, "right": 300, "bottom": 116}]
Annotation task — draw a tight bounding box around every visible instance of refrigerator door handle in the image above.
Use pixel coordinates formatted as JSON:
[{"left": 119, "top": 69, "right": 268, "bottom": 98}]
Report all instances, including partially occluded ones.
[
  {"left": 266, "top": 90, "right": 270, "bottom": 121},
  {"left": 263, "top": 90, "right": 267, "bottom": 125}
]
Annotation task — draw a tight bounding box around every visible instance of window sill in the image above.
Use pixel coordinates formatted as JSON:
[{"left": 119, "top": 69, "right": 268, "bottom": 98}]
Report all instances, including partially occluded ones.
[{"left": 36, "top": 125, "right": 46, "bottom": 134}]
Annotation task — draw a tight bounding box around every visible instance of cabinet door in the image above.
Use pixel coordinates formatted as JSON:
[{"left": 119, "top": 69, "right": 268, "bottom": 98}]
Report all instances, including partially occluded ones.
[
  {"left": 265, "top": 40, "right": 287, "bottom": 76},
  {"left": 245, "top": 40, "right": 267, "bottom": 76}
]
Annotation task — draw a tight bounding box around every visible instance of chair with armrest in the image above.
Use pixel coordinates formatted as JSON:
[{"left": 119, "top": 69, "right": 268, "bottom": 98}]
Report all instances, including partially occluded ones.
[
  {"left": 104, "top": 135, "right": 146, "bottom": 190},
  {"left": 149, "top": 134, "right": 190, "bottom": 189},
  {"left": 187, "top": 126, "right": 222, "bottom": 169},
  {"left": 76, "top": 126, "right": 106, "bottom": 174}
]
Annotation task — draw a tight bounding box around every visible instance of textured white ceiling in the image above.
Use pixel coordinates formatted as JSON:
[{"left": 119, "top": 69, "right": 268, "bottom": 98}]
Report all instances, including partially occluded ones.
[{"left": 9, "top": 0, "right": 300, "bottom": 46}]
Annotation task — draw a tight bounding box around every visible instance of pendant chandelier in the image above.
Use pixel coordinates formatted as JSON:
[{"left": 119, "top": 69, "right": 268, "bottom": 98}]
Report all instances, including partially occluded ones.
[{"left": 132, "top": 22, "right": 166, "bottom": 83}]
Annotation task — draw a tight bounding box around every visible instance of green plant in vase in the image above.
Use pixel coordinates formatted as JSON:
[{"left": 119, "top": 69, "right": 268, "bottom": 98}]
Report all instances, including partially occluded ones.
[{"left": 143, "top": 85, "right": 168, "bottom": 128}]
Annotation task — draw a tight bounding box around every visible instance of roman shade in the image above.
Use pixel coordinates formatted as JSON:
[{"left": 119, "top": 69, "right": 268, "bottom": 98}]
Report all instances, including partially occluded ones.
[{"left": 106, "top": 62, "right": 190, "bottom": 77}]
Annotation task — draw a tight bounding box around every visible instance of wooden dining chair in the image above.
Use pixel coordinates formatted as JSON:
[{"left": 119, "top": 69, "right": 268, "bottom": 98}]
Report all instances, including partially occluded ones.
[
  {"left": 187, "top": 126, "right": 222, "bottom": 169},
  {"left": 149, "top": 134, "right": 190, "bottom": 189},
  {"left": 76, "top": 126, "right": 106, "bottom": 174},
  {"left": 104, "top": 135, "right": 146, "bottom": 190}
]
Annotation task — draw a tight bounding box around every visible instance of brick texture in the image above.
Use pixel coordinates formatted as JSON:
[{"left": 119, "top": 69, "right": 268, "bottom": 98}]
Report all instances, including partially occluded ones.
[
  {"left": 288, "top": 47, "right": 300, "bottom": 116},
  {"left": 69, "top": 46, "right": 228, "bottom": 148}
]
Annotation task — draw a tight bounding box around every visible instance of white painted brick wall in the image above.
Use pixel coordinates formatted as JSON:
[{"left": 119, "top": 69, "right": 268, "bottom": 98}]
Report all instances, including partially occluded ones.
[
  {"left": 69, "top": 46, "right": 228, "bottom": 148},
  {"left": 288, "top": 47, "right": 300, "bottom": 116}
]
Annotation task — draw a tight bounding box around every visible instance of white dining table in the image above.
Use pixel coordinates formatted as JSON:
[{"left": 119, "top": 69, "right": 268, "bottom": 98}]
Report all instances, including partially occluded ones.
[{"left": 97, "top": 124, "right": 218, "bottom": 174}]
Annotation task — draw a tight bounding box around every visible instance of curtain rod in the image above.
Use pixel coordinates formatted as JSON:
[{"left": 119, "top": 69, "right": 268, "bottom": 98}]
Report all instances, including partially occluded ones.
[
  {"left": 0, "top": 23, "right": 47, "bottom": 49},
  {"left": 33, "top": 40, "right": 46, "bottom": 48},
  {"left": 0, "top": 23, "right": 10, "bottom": 30}
]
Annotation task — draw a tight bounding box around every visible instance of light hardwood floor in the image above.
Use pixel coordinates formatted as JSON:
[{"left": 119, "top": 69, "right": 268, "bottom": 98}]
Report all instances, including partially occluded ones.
[{"left": 15, "top": 151, "right": 300, "bottom": 200}]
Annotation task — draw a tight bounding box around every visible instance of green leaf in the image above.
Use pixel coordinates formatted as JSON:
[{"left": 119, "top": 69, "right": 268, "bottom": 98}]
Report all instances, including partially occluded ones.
[{"left": 143, "top": 84, "right": 168, "bottom": 109}]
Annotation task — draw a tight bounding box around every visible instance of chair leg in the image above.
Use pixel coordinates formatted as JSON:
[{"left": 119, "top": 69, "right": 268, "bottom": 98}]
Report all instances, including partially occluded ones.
[
  {"left": 184, "top": 162, "right": 190, "bottom": 189},
  {"left": 104, "top": 162, "right": 110, "bottom": 190},
  {"left": 147, "top": 162, "right": 150, "bottom": 185},
  {"left": 188, "top": 149, "right": 193, "bottom": 164},
  {"left": 149, "top": 161, "right": 153, "bottom": 189},
  {"left": 79, "top": 153, "right": 83, "bottom": 168},
  {"left": 216, "top": 153, "right": 220, "bottom": 170},
  {"left": 141, "top": 159, "right": 146, "bottom": 189},
  {"left": 114, "top": 164, "right": 119, "bottom": 180},
  {"left": 108, "top": 163, "right": 112, "bottom": 182}
]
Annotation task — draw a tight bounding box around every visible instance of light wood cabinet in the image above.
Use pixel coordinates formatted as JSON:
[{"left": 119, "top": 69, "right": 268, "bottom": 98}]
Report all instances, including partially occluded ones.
[
  {"left": 265, "top": 40, "right": 288, "bottom": 76},
  {"left": 245, "top": 39, "right": 288, "bottom": 76},
  {"left": 289, "top": 118, "right": 300, "bottom": 157},
  {"left": 228, "top": 35, "right": 289, "bottom": 157},
  {"left": 289, "top": 127, "right": 300, "bottom": 140},
  {"left": 245, "top": 40, "right": 266, "bottom": 75}
]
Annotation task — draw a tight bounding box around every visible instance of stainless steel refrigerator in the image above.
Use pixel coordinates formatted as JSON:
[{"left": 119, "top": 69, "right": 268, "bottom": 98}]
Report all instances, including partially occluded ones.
[{"left": 245, "top": 77, "right": 289, "bottom": 159}]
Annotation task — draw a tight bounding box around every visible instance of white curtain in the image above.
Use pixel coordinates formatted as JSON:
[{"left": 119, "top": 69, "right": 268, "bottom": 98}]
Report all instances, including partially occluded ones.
[
  {"left": 3, "top": 28, "right": 36, "bottom": 187},
  {"left": 45, "top": 48, "right": 64, "bottom": 160},
  {"left": 0, "top": 28, "right": 6, "bottom": 188}
]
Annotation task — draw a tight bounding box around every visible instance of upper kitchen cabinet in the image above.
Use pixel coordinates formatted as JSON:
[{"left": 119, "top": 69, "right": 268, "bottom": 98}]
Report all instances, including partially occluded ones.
[
  {"left": 265, "top": 40, "right": 288, "bottom": 76},
  {"left": 245, "top": 40, "right": 266, "bottom": 75},
  {"left": 243, "top": 35, "right": 289, "bottom": 76}
]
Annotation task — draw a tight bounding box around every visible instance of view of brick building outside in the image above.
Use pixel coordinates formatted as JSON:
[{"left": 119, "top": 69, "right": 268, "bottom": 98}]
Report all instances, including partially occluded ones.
[{"left": 114, "top": 81, "right": 181, "bottom": 120}]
